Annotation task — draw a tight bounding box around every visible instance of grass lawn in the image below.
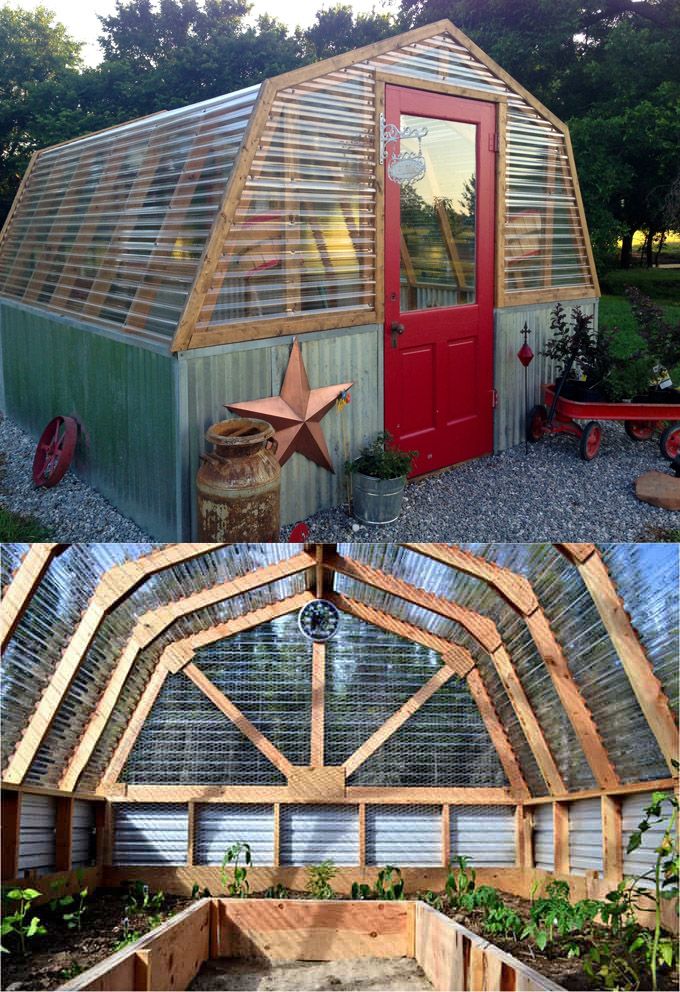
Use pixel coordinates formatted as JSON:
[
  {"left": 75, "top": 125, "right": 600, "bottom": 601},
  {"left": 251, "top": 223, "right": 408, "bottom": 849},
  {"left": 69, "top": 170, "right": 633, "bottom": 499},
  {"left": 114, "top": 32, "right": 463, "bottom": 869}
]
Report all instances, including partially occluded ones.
[{"left": 0, "top": 506, "right": 52, "bottom": 541}]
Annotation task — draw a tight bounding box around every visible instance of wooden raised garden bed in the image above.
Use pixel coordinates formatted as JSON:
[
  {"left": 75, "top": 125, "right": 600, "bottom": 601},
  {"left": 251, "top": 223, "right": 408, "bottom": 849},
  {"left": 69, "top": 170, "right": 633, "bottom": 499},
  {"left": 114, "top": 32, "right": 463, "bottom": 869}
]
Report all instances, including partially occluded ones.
[{"left": 58, "top": 898, "right": 562, "bottom": 992}]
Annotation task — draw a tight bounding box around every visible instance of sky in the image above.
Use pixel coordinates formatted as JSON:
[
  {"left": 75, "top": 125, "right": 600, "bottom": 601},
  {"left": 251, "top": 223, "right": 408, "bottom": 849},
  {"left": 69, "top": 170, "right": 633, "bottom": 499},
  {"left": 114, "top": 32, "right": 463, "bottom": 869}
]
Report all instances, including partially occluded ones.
[{"left": 7, "top": 0, "right": 397, "bottom": 65}]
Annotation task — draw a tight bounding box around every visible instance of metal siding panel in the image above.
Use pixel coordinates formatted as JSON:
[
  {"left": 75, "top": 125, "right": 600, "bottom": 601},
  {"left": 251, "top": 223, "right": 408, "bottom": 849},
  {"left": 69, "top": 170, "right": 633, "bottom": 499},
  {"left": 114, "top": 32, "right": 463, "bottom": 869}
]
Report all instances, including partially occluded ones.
[
  {"left": 71, "top": 800, "right": 96, "bottom": 868},
  {"left": 568, "top": 798, "right": 603, "bottom": 875},
  {"left": 196, "top": 803, "right": 275, "bottom": 865},
  {"left": 113, "top": 803, "right": 188, "bottom": 865},
  {"left": 366, "top": 805, "right": 441, "bottom": 866},
  {"left": 0, "top": 301, "right": 177, "bottom": 539},
  {"left": 19, "top": 794, "right": 56, "bottom": 876},
  {"left": 622, "top": 792, "right": 668, "bottom": 882},
  {"left": 493, "top": 299, "right": 598, "bottom": 452},
  {"left": 450, "top": 805, "right": 515, "bottom": 865},
  {"left": 280, "top": 805, "right": 359, "bottom": 865},
  {"left": 533, "top": 803, "right": 554, "bottom": 871},
  {"left": 182, "top": 324, "right": 382, "bottom": 529}
]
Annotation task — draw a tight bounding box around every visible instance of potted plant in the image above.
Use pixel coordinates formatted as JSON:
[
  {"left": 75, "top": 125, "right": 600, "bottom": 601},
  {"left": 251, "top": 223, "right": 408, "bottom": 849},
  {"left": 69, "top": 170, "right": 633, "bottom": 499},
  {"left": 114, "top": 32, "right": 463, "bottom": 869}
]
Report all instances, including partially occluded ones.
[
  {"left": 346, "top": 431, "right": 418, "bottom": 525},
  {"left": 542, "top": 303, "right": 612, "bottom": 401}
]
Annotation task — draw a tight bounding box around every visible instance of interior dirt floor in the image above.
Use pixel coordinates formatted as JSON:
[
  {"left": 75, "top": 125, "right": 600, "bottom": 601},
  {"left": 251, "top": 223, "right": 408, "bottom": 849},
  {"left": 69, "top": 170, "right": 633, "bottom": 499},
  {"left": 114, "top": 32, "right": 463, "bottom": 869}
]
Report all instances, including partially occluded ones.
[{"left": 188, "top": 956, "right": 433, "bottom": 991}]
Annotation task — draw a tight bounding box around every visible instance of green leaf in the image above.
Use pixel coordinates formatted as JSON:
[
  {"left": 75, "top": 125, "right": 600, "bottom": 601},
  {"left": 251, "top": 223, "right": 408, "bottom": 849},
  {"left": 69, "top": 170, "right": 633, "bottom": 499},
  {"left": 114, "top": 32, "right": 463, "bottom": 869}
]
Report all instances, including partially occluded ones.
[
  {"left": 6, "top": 889, "right": 23, "bottom": 900},
  {"left": 60, "top": 895, "right": 74, "bottom": 906},
  {"left": 535, "top": 930, "right": 548, "bottom": 951},
  {"left": 26, "top": 916, "right": 42, "bottom": 937},
  {"left": 1, "top": 920, "right": 16, "bottom": 935},
  {"left": 659, "top": 940, "right": 674, "bottom": 967},
  {"left": 21, "top": 888, "right": 41, "bottom": 901},
  {"left": 80, "top": 888, "right": 88, "bottom": 898},
  {"left": 626, "top": 832, "right": 641, "bottom": 853}
]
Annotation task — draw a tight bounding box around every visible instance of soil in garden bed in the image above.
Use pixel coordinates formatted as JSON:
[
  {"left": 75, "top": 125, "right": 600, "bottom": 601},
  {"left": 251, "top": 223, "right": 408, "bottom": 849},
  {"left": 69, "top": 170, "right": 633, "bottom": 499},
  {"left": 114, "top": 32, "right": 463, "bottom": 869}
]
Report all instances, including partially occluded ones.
[
  {"left": 188, "top": 956, "right": 432, "bottom": 991},
  {"left": 1, "top": 887, "right": 193, "bottom": 991}
]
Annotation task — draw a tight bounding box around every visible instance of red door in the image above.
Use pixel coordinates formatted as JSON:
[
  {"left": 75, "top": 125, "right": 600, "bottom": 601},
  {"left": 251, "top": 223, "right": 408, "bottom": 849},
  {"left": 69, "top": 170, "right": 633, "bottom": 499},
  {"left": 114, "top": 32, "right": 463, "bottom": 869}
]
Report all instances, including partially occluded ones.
[{"left": 383, "top": 85, "right": 496, "bottom": 475}]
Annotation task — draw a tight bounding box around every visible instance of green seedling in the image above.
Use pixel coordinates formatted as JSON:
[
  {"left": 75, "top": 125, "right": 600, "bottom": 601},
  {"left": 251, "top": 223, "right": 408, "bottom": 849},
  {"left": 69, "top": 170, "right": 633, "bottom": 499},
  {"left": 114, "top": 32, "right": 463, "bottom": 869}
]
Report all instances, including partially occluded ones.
[
  {"left": 1, "top": 888, "right": 46, "bottom": 955},
  {"left": 418, "top": 890, "right": 444, "bottom": 911},
  {"left": 63, "top": 887, "right": 88, "bottom": 931},
  {"left": 374, "top": 865, "right": 405, "bottom": 901},
  {"left": 445, "top": 855, "right": 476, "bottom": 911},
  {"left": 264, "top": 883, "right": 289, "bottom": 899},
  {"left": 351, "top": 882, "right": 373, "bottom": 900},
  {"left": 221, "top": 841, "right": 252, "bottom": 898},
  {"left": 191, "top": 883, "right": 212, "bottom": 899},
  {"left": 306, "top": 860, "right": 337, "bottom": 900}
]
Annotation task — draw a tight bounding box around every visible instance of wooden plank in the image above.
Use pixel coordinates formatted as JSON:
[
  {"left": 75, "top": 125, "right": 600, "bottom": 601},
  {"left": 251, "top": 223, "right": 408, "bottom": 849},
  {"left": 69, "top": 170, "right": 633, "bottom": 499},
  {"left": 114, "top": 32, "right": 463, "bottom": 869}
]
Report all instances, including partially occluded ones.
[
  {"left": 442, "top": 804, "right": 451, "bottom": 867},
  {"left": 564, "top": 548, "right": 678, "bottom": 772},
  {"left": 553, "top": 802, "right": 569, "bottom": 875},
  {"left": 214, "top": 898, "right": 410, "bottom": 961},
  {"left": 311, "top": 641, "right": 325, "bottom": 767},
  {"left": 376, "top": 71, "right": 507, "bottom": 104},
  {"left": 4, "top": 544, "right": 221, "bottom": 785},
  {"left": 55, "top": 797, "right": 74, "bottom": 872},
  {"left": 0, "top": 150, "right": 40, "bottom": 250},
  {"left": 184, "top": 662, "right": 294, "bottom": 777},
  {"left": 330, "top": 592, "right": 474, "bottom": 675},
  {"left": 524, "top": 609, "right": 620, "bottom": 789},
  {"left": 107, "top": 785, "right": 514, "bottom": 804},
  {"left": 467, "top": 669, "right": 530, "bottom": 798},
  {"left": 601, "top": 795, "right": 622, "bottom": 884},
  {"left": 186, "top": 307, "right": 379, "bottom": 350},
  {"left": 60, "top": 552, "right": 314, "bottom": 790},
  {"left": 343, "top": 665, "right": 455, "bottom": 776},
  {"left": 374, "top": 78, "right": 386, "bottom": 323},
  {"left": 133, "top": 950, "right": 151, "bottom": 992},
  {"left": 358, "top": 803, "right": 366, "bottom": 868},
  {"left": 100, "top": 666, "right": 169, "bottom": 788},
  {"left": 503, "top": 284, "right": 598, "bottom": 307},
  {"left": 0, "top": 544, "right": 62, "bottom": 651},
  {"left": 0, "top": 782, "right": 103, "bottom": 802},
  {"left": 562, "top": 128, "right": 600, "bottom": 296},
  {"left": 515, "top": 805, "right": 533, "bottom": 869},
  {"left": 494, "top": 100, "right": 507, "bottom": 309},
  {"left": 286, "top": 766, "right": 345, "bottom": 800},
  {"left": 523, "top": 777, "right": 678, "bottom": 805},
  {"left": 273, "top": 803, "right": 281, "bottom": 867},
  {"left": 1, "top": 789, "right": 21, "bottom": 878},
  {"left": 187, "top": 801, "right": 195, "bottom": 868}
]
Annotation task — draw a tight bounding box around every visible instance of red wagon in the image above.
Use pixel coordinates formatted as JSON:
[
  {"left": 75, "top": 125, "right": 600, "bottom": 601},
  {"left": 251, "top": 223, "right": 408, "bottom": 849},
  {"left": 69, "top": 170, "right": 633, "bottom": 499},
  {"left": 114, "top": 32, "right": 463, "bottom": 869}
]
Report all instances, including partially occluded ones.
[{"left": 527, "top": 385, "right": 680, "bottom": 461}]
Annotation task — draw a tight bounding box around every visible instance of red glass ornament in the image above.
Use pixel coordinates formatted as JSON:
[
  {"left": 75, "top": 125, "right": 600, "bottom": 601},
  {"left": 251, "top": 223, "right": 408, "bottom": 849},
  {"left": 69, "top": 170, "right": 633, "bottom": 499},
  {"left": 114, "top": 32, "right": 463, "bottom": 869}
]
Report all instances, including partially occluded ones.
[{"left": 517, "top": 342, "right": 534, "bottom": 367}]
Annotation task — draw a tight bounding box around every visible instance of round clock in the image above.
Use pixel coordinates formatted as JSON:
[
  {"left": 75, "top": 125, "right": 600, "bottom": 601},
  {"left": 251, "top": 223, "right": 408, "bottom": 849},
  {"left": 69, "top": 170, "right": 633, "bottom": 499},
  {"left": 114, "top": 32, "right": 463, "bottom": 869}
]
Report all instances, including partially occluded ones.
[{"left": 298, "top": 598, "right": 340, "bottom": 642}]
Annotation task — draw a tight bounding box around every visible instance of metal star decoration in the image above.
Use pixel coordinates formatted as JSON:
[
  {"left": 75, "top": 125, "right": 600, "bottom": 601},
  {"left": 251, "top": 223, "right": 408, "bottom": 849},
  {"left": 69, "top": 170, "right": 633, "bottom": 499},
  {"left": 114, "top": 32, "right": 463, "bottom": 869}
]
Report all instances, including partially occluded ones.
[{"left": 225, "top": 338, "right": 353, "bottom": 472}]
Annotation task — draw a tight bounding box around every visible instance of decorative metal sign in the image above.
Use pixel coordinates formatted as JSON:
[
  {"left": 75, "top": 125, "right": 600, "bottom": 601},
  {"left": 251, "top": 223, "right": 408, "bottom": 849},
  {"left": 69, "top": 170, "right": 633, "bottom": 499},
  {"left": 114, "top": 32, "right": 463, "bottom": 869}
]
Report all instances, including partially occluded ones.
[
  {"left": 379, "top": 112, "right": 428, "bottom": 186},
  {"left": 298, "top": 598, "right": 340, "bottom": 642}
]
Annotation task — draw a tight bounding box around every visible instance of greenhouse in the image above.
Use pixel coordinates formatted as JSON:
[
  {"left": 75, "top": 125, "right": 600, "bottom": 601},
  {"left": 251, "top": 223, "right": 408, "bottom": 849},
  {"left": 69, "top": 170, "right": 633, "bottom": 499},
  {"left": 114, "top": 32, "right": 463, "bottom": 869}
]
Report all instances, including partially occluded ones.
[
  {"left": 0, "top": 20, "right": 600, "bottom": 537},
  {"left": 0, "top": 541, "right": 677, "bottom": 992}
]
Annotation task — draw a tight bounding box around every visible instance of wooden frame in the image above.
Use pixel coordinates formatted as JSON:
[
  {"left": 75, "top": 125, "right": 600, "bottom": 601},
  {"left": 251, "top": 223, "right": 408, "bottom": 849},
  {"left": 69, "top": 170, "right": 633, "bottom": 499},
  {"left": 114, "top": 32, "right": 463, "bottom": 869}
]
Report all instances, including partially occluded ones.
[{"left": 0, "top": 543, "right": 63, "bottom": 651}]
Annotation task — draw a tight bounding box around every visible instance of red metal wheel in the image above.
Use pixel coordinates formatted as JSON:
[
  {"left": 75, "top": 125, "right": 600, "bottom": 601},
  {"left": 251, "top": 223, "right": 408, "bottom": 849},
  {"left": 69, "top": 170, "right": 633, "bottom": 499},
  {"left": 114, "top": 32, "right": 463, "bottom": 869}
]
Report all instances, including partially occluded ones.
[
  {"left": 527, "top": 404, "right": 547, "bottom": 442},
  {"left": 579, "top": 421, "right": 602, "bottom": 461},
  {"left": 624, "top": 420, "right": 654, "bottom": 442},
  {"left": 32, "top": 416, "right": 78, "bottom": 487},
  {"left": 660, "top": 422, "right": 680, "bottom": 461}
]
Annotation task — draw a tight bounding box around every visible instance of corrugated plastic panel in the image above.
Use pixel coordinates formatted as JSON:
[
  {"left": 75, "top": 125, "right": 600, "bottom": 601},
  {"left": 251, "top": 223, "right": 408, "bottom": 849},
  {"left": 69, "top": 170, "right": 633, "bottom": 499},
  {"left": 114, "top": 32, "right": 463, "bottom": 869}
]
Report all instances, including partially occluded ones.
[
  {"left": 196, "top": 803, "right": 275, "bottom": 866},
  {"left": 533, "top": 803, "right": 554, "bottom": 871},
  {"left": 568, "top": 798, "right": 603, "bottom": 876},
  {"left": 622, "top": 791, "right": 671, "bottom": 883},
  {"left": 0, "top": 86, "right": 259, "bottom": 341},
  {"left": 113, "top": 803, "right": 188, "bottom": 865},
  {"left": 280, "top": 805, "right": 359, "bottom": 866},
  {"left": 366, "top": 805, "right": 441, "bottom": 866},
  {"left": 0, "top": 543, "right": 28, "bottom": 596},
  {"left": 18, "top": 793, "right": 56, "bottom": 876},
  {"left": 71, "top": 800, "right": 96, "bottom": 868},
  {"left": 450, "top": 805, "right": 515, "bottom": 865}
]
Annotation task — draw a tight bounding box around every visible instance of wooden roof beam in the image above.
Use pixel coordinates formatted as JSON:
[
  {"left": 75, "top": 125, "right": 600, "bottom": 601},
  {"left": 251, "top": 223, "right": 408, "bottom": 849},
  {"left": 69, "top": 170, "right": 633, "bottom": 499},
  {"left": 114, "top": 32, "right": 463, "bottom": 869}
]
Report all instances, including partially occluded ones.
[
  {"left": 466, "top": 668, "right": 530, "bottom": 799},
  {"left": 59, "top": 551, "right": 315, "bottom": 790},
  {"left": 0, "top": 544, "right": 64, "bottom": 652},
  {"left": 3, "top": 543, "right": 225, "bottom": 785},
  {"left": 558, "top": 544, "right": 678, "bottom": 772},
  {"left": 405, "top": 544, "right": 620, "bottom": 790}
]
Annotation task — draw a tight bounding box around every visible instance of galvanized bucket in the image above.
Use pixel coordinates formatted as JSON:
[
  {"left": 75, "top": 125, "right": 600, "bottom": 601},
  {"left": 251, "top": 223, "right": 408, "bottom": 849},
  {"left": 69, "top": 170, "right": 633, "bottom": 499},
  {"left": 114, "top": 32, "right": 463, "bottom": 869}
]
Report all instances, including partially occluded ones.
[{"left": 351, "top": 472, "right": 406, "bottom": 525}]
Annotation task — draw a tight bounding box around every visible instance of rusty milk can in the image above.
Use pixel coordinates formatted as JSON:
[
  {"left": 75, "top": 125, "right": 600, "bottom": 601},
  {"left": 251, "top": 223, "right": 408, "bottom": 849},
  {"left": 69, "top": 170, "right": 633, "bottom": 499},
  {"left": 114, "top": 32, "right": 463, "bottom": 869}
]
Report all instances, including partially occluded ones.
[{"left": 196, "top": 418, "right": 280, "bottom": 540}]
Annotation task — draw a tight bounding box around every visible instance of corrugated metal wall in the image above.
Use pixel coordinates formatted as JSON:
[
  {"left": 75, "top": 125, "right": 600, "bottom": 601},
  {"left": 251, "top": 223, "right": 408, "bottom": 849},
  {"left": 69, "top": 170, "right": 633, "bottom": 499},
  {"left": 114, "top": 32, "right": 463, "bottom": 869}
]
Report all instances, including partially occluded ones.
[
  {"left": 493, "top": 298, "right": 598, "bottom": 451},
  {"left": 71, "top": 800, "right": 96, "bottom": 869},
  {"left": 0, "top": 302, "right": 178, "bottom": 539},
  {"left": 18, "top": 793, "right": 56, "bottom": 876},
  {"left": 280, "top": 805, "right": 359, "bottom": 866},
  {"left": 196, "top": 803, "right": 275, "bottom": 865},
  {"left": 622, "top": 791, "right": 670, "bottom": 883},
  {"left": 366, "top": 805, "right": 441, "bottom": 866},
  {"left": 450, "top": 805, "right": 515, "bottom": 865},
  {"left": 533, "top": 804, "right": 554, "bottom": 871},
  {"left": 113, "top": 803, "right": 188, "bottom": 865},
  {"left": 568, "top": 798, "right": 603, "bottom": 876},
  {"left": 179, "top": 324, "right": 382, "bottom": 529}
]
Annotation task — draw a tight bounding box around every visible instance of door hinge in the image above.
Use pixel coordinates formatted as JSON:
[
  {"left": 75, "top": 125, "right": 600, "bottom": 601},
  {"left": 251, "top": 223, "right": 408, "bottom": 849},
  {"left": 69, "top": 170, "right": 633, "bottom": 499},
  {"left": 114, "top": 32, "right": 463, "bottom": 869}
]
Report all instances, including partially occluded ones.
[
  {"left": 488, "top": 132, "right": 500, "bottom": 153},
  {"left": 491, "top": 388, "right": 498, "bottom": 408}
]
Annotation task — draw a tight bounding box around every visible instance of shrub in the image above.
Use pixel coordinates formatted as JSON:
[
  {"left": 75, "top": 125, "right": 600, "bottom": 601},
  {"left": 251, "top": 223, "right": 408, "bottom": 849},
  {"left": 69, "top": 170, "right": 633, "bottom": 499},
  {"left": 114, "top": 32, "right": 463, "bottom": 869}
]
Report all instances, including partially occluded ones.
[
  {"left": 305, "top": 860, "right": 337, "bottom": 899},
  {"left": 345, "top": 431, "right": 417, "bottom": 480}
]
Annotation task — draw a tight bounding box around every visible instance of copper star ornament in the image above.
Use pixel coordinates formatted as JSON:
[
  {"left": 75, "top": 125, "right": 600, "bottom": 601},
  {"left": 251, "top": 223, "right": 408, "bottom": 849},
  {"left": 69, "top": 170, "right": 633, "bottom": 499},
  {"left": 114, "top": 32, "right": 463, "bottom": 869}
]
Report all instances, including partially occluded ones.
[{"left": 226, "top": 338, "right": 353, "bottom": 472}]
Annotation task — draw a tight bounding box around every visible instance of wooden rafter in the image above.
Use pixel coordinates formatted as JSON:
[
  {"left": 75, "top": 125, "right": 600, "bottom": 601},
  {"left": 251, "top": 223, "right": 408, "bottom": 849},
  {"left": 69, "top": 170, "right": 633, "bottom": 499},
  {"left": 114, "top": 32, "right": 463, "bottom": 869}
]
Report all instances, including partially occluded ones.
[
  {"left": 466, "top": 669, "right": 529, "bottom": 798},
  {"left": 59, "top": 551, "right": 315, "bottom": 790},
  {"left": 0, "top": 544, "right": 63, "bottom": 652},
  {"left": 327, "top": 552, "right": 564, "bottom": 793},
  {"left": 183, "top": 662, "right": 293, "bottom": 778},
  {"left": 3, "top": 543, "right": 224, "bottom": 785},
  {"left": 558, "top": 544, "right": 678, "bottom": 772},
  {"left": 99, "top": 665, "right": 169, "bottom": 788},
  {"left": 406, "top": 544, "right": 620, "bottom": 789}
]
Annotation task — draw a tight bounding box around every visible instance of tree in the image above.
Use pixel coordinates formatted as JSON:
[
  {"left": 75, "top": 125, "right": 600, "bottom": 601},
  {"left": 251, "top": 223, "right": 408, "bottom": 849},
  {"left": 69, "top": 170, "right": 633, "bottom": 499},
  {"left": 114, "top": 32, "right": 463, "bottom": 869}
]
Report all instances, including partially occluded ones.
[
  {"left": 302, "top": 4, "right": 398, "bottom": 61},
  {"left": 0, "top": 5, "right": 82, "bottom": 219}
]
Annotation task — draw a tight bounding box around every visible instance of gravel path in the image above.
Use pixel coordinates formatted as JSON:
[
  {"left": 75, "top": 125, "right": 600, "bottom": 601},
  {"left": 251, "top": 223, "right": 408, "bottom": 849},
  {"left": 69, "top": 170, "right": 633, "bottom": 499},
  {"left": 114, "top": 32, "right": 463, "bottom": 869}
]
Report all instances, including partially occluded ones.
[
  {"left": 283, "top": 423, "right": 680, "bottom": 543},
  {"left": 0, "top": 416, "right": 153, "bottom": 541},
  {"left": 1, "top": 414, "right": 677, "bottom": 543}
]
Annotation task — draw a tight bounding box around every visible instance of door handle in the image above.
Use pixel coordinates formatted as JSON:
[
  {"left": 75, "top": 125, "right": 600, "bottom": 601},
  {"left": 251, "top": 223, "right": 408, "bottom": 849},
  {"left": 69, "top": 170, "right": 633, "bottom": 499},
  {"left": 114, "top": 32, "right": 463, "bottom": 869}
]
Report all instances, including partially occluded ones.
[{"left": 391, "top": 321, "right": 405, "bottom": 348}]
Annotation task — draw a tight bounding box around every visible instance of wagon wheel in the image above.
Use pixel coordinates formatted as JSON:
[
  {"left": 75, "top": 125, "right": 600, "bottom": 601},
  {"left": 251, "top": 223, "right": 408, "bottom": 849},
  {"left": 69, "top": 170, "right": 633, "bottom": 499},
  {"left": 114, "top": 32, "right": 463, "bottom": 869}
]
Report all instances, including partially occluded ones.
[
  {"left": 624, "top": 420, "right": 654, "bottom": 442},
  {"left": 660, "top": 422, "right": 680, "bottom": 461},
  {"left": 579, "top": 421, "right": 602, "bottom": 461},
  {"left": 527, "top": 404, "right": 547, "bottom": 442},
  {"left": 32, "top": 416, "right": 78, "bottom": 487}
]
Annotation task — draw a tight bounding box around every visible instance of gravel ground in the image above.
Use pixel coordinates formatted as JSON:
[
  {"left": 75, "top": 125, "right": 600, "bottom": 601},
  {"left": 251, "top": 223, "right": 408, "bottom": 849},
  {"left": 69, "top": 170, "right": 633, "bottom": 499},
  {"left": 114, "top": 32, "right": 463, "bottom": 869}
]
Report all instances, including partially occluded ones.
[
  {"left": 1, "top": 413, "right": 677, "bottom": 543},
  {"left": 0, "top": 416, "right": 153, "bottom": 541}
]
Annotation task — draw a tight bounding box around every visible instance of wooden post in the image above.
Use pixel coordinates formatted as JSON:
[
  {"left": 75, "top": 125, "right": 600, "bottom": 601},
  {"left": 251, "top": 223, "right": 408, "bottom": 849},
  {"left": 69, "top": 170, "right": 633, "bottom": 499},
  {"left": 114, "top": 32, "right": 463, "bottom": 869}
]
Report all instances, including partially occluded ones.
[
  {"left": 273, "top": 803, "right": 281, "bottom": 868},
  {"left": 553, "top": 802, "right": 570, "bottom": 875},
  {"left": 358, "top": 803, "right": 366, "bottom": 869},
  {"left": 311, "top": 641, "right": 325, "bottom": 767},
  {"left": 1, "top": 790, "right": 22, "bottom": 879},
  {"left": 442, "top": 804, "right": 451, "bottom": 867},
  {"left": 187, "top": 801, "right": 196, "bottom": 868},
  {"left": 601, "top": 795, "right": 623, "bottom": 884},
  {"left": 55, "top": 797, "right": 74, "bottom": 873},
  {"left": 515, "top": 805, "right": 533, "bottom": 869}
]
